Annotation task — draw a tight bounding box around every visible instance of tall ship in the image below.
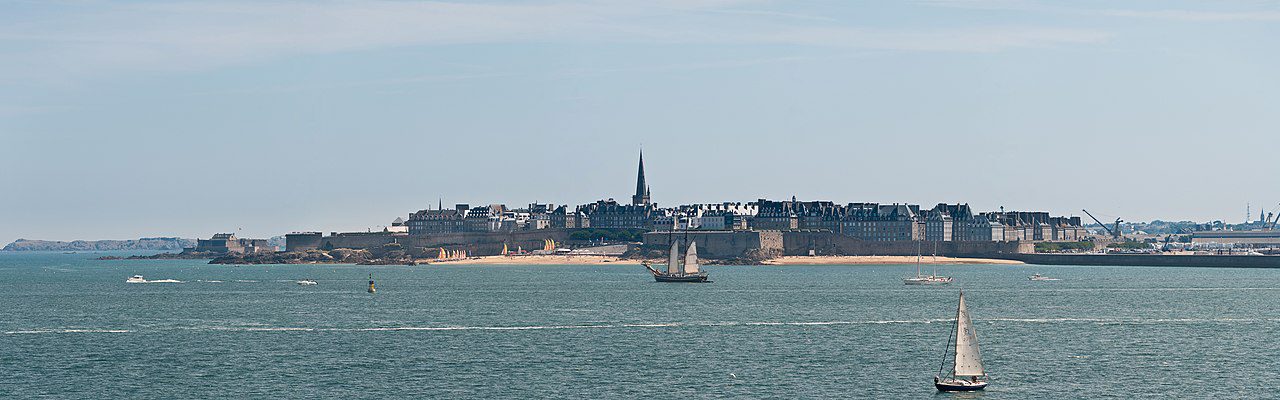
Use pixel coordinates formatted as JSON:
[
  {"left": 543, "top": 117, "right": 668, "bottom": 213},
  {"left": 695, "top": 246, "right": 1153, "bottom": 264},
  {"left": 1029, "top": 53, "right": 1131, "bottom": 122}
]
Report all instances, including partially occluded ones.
[
  {"left": 934, "top": 290, "right": 989, "bottom": 391},
  {"left": 644, "top": 239, "right": 710, "bottom": 283}
]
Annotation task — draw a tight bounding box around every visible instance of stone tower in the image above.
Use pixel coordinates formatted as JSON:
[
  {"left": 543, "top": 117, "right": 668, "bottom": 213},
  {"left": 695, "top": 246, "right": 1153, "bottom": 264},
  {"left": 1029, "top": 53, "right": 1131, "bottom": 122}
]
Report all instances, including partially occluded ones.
[{"left": 631, "top": 149, "right": 650, "bottom": 206}]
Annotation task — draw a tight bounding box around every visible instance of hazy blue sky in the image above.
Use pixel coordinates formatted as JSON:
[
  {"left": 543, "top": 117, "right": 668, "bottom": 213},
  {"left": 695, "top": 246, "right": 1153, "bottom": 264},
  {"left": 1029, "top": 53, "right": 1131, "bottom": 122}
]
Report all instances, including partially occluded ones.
[{"left": 3, "top": 0, "right": 1279, "bottom": 242}]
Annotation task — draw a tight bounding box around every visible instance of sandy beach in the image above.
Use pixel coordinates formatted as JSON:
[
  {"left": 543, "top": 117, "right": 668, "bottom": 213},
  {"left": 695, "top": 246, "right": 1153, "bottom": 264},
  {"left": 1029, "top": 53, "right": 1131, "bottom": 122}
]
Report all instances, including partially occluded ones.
[
  {"left": 423, "top": 254, "right": 1020, "bottom": 266},
  {"left": 424, "top": 255, "right": 636, "bottom": 265}
]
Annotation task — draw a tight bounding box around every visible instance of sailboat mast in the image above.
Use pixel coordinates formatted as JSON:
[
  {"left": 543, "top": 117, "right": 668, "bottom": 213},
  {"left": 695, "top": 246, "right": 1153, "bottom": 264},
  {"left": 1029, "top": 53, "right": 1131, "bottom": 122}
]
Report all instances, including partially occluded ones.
[
  {"left": 681, "top": 228, "right": 690, "bottom": 275},
  {"left": 938, "top": 291, "right": 960, "bottom": 376},
  {"left": 916, "top": 241, "right": 923, "bottom": 278}
]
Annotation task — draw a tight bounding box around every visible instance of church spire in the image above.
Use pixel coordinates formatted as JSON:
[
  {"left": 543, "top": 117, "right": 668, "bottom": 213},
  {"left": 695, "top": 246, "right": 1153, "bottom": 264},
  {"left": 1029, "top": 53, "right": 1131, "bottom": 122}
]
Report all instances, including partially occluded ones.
[{"left": 631, "top": 149, "right": 650, "bottom": 206}]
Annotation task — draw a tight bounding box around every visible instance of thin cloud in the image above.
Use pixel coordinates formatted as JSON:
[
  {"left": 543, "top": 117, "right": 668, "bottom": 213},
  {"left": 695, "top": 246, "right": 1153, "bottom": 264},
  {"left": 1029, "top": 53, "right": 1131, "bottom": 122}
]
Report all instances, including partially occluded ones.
[
  {"left": 914, "top": 0, "right": 1280, "bottom": 22},
  {"left": 0, "top": 0, "right": 1111, "bottom": 82},
  {"left": 1097, "top": 9, "right": 1280, "bottom": 22}
]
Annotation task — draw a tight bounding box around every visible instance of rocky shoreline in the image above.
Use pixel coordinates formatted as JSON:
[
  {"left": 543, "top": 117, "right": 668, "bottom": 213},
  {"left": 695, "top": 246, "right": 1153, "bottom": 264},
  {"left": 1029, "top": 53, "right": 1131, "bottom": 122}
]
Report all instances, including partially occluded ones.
[
  {"left": 96, "top": 251, "right": 223, "bottom": 261},
  {"left": 209, "top": 249, "right": 417, "bottom": 265}
]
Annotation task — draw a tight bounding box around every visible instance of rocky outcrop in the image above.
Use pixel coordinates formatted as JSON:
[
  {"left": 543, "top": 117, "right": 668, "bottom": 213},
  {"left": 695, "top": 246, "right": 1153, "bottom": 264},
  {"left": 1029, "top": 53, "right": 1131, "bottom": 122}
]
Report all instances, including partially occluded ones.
[
  {"left": 208, "top": 248, "right": 416, "bottom": 265},
  {"left": 5, "top": 237, "right": 197, "bottom": 252},
  {"left": 98, "top": 251, "right": 222, "bottom": 260}
]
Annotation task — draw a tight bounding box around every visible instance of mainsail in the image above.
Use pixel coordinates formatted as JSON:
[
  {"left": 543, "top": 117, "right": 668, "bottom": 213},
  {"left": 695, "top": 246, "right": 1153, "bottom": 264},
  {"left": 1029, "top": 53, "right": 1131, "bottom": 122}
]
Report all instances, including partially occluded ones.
[
  {"left": 952, "top": 291, "right": 985, "bottom": 377},
  {"left": 684, "top": 241, "right": 699, "bottom": 274},
  {"left": 668, "top": 242, "right": 680, "bottom": 274}
]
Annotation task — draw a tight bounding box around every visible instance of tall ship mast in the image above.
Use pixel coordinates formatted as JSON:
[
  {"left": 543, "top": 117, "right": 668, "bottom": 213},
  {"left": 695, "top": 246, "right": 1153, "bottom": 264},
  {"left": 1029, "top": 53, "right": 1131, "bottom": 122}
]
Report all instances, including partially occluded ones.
[{"left": 643, "top": 231, "right": 710, "bottom": 283}]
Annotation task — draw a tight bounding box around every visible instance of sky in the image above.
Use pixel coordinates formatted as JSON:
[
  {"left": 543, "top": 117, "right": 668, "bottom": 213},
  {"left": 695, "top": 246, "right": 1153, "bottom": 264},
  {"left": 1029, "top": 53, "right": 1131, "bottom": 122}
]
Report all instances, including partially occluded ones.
[{"left": 2, "top": 0, "right": 1279, "bottom": 243}]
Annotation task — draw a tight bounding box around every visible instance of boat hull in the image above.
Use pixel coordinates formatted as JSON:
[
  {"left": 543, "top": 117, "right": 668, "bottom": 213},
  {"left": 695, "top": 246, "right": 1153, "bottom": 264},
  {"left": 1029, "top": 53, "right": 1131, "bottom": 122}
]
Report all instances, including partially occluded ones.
[
  {"left": 653, "top": 274, "right": 710, "bottom": 283},
  {"left": 904, "top": 278, "right": 951, "bottom": 285},
  {"left": 935, "top": 379, "right": 987, "bottom": 392},
  {"left": 942, "top": 382, "right": 988, "bottom": 389}
]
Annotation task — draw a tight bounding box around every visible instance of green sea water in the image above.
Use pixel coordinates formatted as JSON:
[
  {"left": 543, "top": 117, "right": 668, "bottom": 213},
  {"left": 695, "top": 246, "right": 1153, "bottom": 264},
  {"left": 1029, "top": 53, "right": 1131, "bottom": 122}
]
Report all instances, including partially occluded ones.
[{"left": 2, "top": 251, "right": 1278, "bottom": 399}]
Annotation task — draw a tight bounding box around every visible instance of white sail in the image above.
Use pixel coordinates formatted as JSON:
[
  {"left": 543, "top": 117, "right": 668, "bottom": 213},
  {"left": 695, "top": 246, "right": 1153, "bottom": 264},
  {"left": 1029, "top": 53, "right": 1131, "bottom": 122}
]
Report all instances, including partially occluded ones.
[
  {"left": 953, "top": 291, "right": 985, "bottom": 377},
  {"left": 684, "top": 241, "right": 699, "bottom": 274},
  {"left": 668, "top": 242, "right": 680, "bottom": 274}
]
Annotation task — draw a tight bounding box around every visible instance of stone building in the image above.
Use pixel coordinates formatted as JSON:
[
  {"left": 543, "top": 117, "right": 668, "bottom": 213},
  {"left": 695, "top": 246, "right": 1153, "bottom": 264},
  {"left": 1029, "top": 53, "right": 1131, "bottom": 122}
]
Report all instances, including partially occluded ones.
[
  {"left": 750, "top": 198, "right": 802, "bottom": 230},
  {"left": 839, "top": 203, "right": 925, "bottom": 241},
  {"left": 978, "top": 211, "right": 1084, "bottom": 242},
  {"left": 667, "top": 202, "right": 759, "bottom": 230},
  {"left": 576, "top": 199, "right": 656, "bottom": 229},
  {"left": 549, "top": 205, "right": 579, "bottom": 229},
  {"left": 925, "top": 211, "right": 953, "bottom": 242},
  {"left": 405, "top": 204, "right": 467, "bottom": 235}
]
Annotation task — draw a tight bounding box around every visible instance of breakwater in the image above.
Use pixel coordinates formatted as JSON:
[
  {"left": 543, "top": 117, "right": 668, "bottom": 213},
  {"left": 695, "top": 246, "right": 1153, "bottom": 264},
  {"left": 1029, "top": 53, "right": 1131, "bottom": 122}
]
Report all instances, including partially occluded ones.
[{"left": 1003, "top": 253, "right": 1280, "bottom": 268}]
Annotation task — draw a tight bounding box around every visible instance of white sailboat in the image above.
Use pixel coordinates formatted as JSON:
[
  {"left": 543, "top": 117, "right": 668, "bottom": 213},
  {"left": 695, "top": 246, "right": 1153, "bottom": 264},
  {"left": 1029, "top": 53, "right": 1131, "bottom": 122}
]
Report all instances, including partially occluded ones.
[
  {"left": 934, "top": 290, "right": 989, "bottom": 391},
  {"left": 904, "top": 244, "right": 952, "bottom": 285}
]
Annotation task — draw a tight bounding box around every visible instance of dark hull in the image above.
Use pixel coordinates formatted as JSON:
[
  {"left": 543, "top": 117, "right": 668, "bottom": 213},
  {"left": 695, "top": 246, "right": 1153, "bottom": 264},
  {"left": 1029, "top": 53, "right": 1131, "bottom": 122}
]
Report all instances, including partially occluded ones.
[
  {"left": 935, "top": 382, "right": 987, "bottom": 392},
  {"left": 653, "top": 274, "right": 710, "bottom": 283}
]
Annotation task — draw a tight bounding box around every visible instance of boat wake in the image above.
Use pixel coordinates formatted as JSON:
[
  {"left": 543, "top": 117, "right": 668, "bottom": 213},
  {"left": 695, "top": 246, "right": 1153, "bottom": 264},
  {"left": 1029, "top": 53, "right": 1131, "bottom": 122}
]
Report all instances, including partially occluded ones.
[
  {"left": 144, "top": 279, "right": 183, "bottom": 283},
  {"left": 5, "top": 329, "right": 131, "bottom": 335},
  {"left": 11, "top": 317, "right": 1276, "bottom": 335}
]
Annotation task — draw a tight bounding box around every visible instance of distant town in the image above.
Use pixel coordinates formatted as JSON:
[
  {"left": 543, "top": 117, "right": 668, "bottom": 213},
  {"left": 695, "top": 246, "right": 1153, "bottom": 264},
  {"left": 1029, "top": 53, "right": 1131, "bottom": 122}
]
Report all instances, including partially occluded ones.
[
  {"left": 144, "top": 150, "right": 1273, "bottom": 266},
  {"left": 6, "top": 150, "right": 1278, "bottom": 266}
]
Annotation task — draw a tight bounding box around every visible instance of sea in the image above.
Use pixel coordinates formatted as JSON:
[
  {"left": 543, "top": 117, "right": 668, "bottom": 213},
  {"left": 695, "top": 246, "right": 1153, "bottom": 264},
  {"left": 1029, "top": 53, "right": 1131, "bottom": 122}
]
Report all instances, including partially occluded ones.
[{"left": 2, "top": 251, "right": 1277, "bottom": 399}]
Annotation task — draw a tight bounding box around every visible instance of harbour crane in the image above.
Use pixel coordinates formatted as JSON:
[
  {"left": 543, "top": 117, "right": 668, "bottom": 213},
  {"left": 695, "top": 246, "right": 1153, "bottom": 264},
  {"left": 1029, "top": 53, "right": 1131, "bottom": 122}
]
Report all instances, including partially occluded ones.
[{"left": 1082, "top": 209, "right": 1122, "bottom": 239}]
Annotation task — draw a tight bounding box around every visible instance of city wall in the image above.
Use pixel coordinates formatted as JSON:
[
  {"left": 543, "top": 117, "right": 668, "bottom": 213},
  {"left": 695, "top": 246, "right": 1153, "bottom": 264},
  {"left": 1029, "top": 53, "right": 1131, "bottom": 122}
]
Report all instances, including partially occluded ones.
[
  {"left": 779, "top": 231, "right": 1032, "bottom": 257},
  {"left": 287, "top": 230, "right": 574, "bottom": 257},
  {"left": 640, "top": 230, "right": 1030, "bottom": 259},
  {"left": 401, "top": 229, "right": 574, "bottom": 257},
  {"left": 641, "top": 231, "right": 782, "bottom": 259}
]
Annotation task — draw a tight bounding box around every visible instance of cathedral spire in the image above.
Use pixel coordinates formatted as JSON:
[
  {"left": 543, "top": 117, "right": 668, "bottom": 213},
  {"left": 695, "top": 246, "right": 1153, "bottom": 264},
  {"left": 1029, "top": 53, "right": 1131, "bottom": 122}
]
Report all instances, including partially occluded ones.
[{"left": 631, "top": 149, "right": 650, "bottom": 206}]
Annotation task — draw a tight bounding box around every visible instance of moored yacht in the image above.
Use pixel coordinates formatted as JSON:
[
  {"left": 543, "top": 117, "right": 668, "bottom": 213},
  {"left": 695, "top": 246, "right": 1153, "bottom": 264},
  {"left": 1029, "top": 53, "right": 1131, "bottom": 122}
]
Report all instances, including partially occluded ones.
[{"left": 904, "top": 246, "right": 952, "bottom": 285}]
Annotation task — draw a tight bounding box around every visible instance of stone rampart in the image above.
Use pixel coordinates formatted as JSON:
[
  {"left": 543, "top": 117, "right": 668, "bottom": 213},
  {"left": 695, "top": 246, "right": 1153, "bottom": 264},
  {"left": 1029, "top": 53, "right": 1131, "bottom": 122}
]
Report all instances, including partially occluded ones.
[
  {"left": 640, "top": 231, "right": 780, "bottom": 259},
  {"left": 403, "top": 229, "right": 574, "bottom": 257},
  {"left": 641, "top": 230, "right": 1030, "bottom": 259},
  {"left": 780, "top": 231, "right": 1031, "bottom": 257}
]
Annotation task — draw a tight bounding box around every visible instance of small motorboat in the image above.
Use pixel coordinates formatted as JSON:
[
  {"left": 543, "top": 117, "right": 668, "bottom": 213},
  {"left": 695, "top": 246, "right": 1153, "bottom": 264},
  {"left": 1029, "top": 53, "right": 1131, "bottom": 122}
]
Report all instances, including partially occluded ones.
[
  {"left": 1029, "top": 274, "right": 1060, "bottom": 281},
  {"left": 295, "top": 280, "right": 318, "bottom": 286},
  {"left": 126, "top": 275, "right": 146, "bottom": 283}
]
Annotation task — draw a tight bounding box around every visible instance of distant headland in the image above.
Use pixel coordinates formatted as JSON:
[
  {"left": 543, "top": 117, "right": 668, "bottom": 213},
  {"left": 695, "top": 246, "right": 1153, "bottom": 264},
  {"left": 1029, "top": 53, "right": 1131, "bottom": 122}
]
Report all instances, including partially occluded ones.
[{"left": 2, "top": 237, "right": 197, "bottom": 252}]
